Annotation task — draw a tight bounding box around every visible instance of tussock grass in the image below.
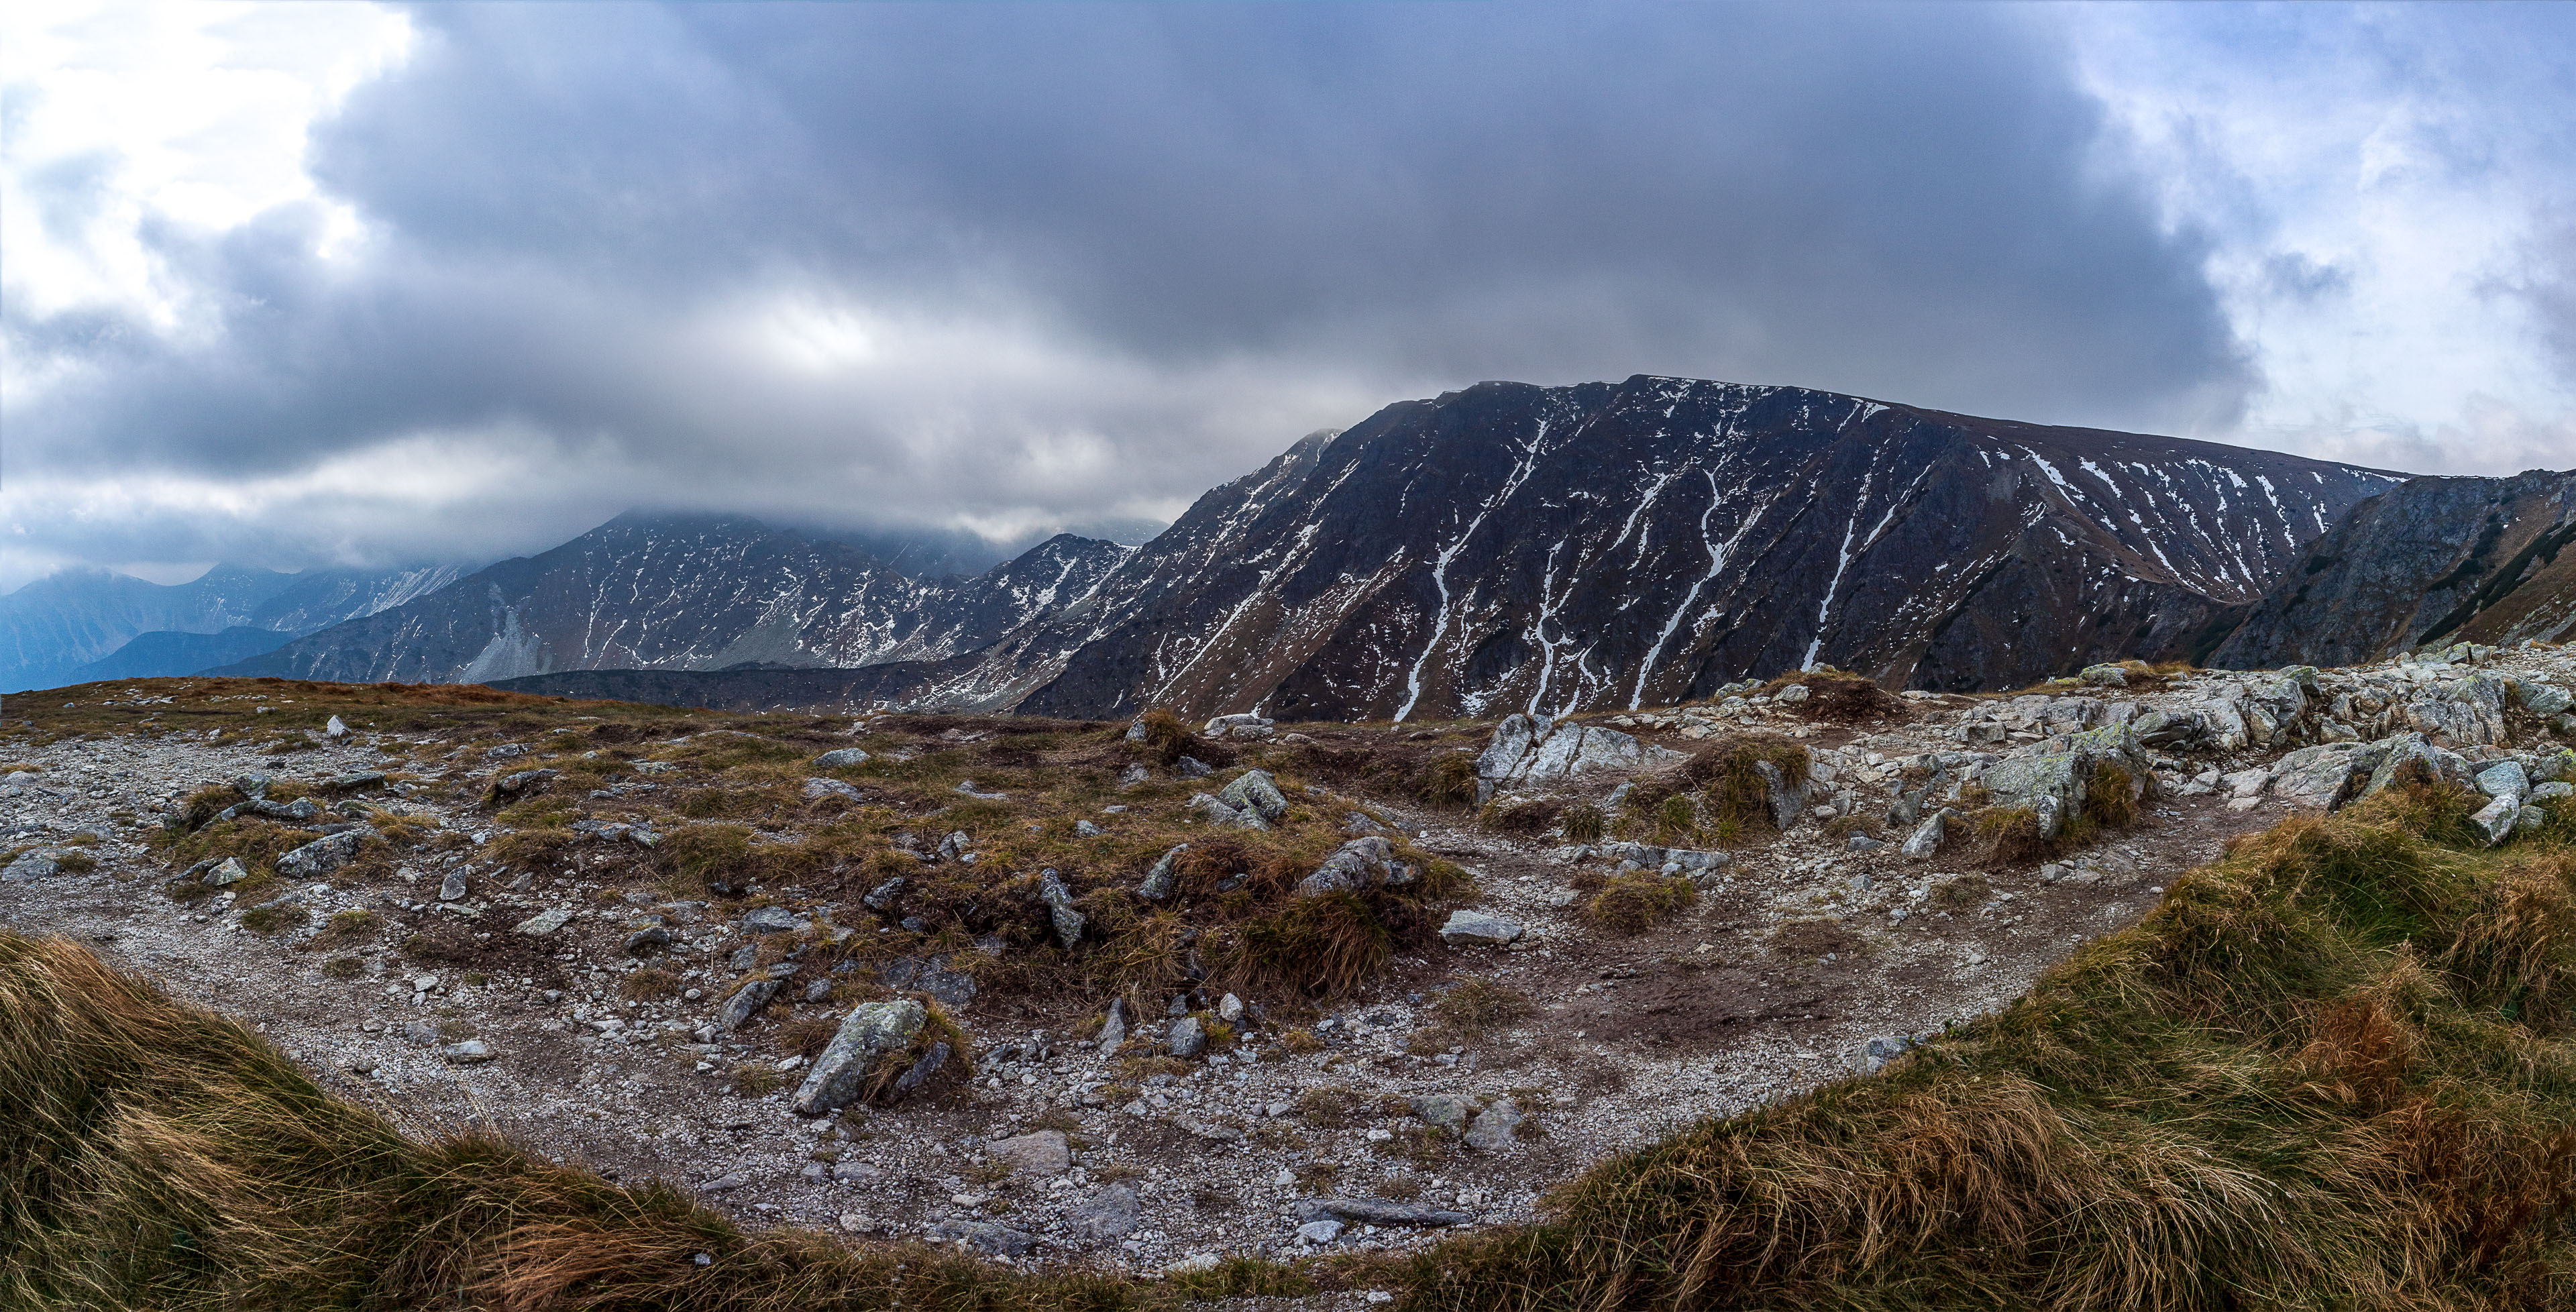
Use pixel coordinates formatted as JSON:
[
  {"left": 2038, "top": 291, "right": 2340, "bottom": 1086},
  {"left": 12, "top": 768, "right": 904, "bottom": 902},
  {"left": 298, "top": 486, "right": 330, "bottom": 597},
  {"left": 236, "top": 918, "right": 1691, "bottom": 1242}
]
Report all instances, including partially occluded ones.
[{"left": 1586, "top": 873, "right": 1699, "bottom": 935}]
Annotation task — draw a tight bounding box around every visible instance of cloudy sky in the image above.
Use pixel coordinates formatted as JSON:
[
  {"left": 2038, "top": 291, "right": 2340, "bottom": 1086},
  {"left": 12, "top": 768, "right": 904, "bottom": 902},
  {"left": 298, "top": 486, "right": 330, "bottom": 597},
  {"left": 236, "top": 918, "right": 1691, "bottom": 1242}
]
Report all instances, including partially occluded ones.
[{"left": 5, "top": 1, "right": 2573, "bottom": 590}]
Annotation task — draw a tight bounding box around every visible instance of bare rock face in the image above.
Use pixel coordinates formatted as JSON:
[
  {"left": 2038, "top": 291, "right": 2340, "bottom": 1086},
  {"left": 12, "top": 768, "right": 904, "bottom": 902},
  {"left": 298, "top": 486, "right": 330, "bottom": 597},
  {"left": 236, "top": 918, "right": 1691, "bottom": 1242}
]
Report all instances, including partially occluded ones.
[
  {"left": 2214, "top": 468, "right": 2576, "bottom": 668},
  {"left": 1479, "top": 715, "right": 1684, "bottom": 788}
]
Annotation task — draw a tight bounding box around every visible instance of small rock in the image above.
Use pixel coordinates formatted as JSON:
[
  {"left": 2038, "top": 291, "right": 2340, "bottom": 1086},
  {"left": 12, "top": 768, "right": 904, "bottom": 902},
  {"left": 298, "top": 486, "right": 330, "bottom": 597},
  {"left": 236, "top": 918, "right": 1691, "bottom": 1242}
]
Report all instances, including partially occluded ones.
[
  {"left": 924, "top": 1219, "right": 1033, "bottom": 1258},
  {"left": 1038, "top": 868, "right": 1085, "bottom": 948},
  {"left": 2471, "top": 795, "right": 2522, "bottom": 849},
  {"left": 623, "top": 926, "right": 672, "bottom": 954},
  {"left": 741, "top": 905, "right": 804, "bottom": 935},
  {"left": 1218, "top": 992, "right": 1245, "bottom": 1023},
  {"left": 1097, "top": 997, "right": 1130, "bottom": 1051},
  {"left": 812, "top": 747, "right": 871, "bottom": 769},
  {"left": 696, "top": 1172, "right": 748, "bottom": 1193},
  {"left": 1293, "top": 1196, "right": 1472, "bottom": 1227},
  {"left": 791, "top": 999, "right": 928, "bottom": 1115},
  {"left": 1068, "top": 1184, "right": 1141, "bottom": 1241},
  {"left": 438, "top": 870, "right": 467, "bottom": 902},
  {"left": 494, "top": 768, "right": 557, "bottom": 796},
  {"left": 2, "top": 852, "right": 60, "bottom": 883},
  {"left": 1463, "top": 1098, "right": 1524, "bottom": 1151},
  {"left": 1410, "top": 1094, "right": 1474, "bottom": 1130},
  {"left": 986, "top": 1129, "right": 1071, "bottom": 1175},
  {"left": 1075, "top": 819, "right": 1104, "bottom": 836},
  {"left": 1440, "top": 910, "right": 1525, "bottom": 947},
  {"left": 802, "top": 777, "right": 864, "bottom": 802},
  {"left": 515, "top": 908, "right": 574, "bottom": 936},
  {"left": 1177, "top": 755, "right": 1213, "bottom": 779},
  {"left": 325, "top": 715, "right": 350, "bottom": 738},
  {"left": 1118, "top": 763, "right": 1149, "bottom": 786},
  {"left": 718, "top": 979, "right": 782, "bottom": 1030},
  {"left": 1167, "top": 1015, "right": 1207, "bottom": 1058},
  {"left": 278, "top": 830, "right": 366, "bottom": 880},
  {"left": 441, "top": 1040, "right": 493, "bottom": 1063},
  {"left": 1296, "top": 1219, "right": 1345, "bottom": 1245},
  {"left": 1776, "top": 684, "right": 1810, "bottom": 704},
  {"left": 831, "top": 1160, "right": 883, "bottom": 1184},
  {"left": 401, "top": 1020, "right": 439, "bottom": 1045},
  {"left": 1140, "top": 843, "right": 1187, "bottom": 899},
  {"left": 1846, "top": 834, "right": 1884, "bottom": 852},
  {"left": 203, "top": 857, "right": 248, "bottom": 887},
  {"left": 2079, "top": 664, "right": 2128, "bottom": 688}
]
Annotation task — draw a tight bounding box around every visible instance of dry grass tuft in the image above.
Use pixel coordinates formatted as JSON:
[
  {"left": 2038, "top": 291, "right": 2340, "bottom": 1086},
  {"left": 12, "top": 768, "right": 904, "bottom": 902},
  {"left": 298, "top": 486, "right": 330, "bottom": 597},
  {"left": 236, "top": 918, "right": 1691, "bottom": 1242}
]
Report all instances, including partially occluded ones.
[{"left": 1587, "top": 872, "right": 1697, "bottom": 935}]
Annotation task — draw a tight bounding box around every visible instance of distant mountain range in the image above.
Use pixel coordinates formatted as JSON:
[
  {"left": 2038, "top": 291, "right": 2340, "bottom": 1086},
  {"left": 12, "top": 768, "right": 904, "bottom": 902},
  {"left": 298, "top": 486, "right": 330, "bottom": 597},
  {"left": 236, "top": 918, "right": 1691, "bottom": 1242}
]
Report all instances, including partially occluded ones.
[
  {"left": 0, "top": 563, "right": 472, "bottom": 693},
  {"left": 2215, "top": 468, "right": 2576, "bottom": 667},
  {"left": 206, "top": 374, "right": 2438, "bottom": 718}
]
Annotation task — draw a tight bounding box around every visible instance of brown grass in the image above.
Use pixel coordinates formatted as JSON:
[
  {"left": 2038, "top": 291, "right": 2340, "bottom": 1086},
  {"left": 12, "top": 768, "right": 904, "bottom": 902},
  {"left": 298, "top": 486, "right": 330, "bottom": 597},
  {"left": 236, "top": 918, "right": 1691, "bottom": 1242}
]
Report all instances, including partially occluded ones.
[{"left": 1587, "top": 873, "right": 1698, "bottom": 935}]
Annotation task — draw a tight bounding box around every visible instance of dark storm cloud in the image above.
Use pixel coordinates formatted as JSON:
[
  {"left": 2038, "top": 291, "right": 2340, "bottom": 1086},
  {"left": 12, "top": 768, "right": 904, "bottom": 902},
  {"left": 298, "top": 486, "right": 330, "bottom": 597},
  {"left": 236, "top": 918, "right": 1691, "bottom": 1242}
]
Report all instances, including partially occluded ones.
[{"left": 5, "top": 1, "right": 2255, "bottom": 573}]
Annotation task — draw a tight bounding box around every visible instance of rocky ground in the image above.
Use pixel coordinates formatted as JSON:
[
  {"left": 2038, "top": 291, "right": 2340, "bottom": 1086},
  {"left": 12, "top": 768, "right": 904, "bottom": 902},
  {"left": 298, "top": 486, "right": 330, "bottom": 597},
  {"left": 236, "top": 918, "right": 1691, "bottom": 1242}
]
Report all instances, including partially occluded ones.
[{"left": 3, "top": 641, "right": 2569, "bottom": 1276}]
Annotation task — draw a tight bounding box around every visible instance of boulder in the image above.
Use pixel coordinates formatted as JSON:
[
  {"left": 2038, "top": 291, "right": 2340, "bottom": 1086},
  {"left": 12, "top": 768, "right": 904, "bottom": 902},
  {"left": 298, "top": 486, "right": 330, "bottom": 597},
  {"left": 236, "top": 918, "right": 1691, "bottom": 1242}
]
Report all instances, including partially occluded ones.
[
  {"left": 1139, "top": 844, "right": 1187, "bottom": 899},
  {"left": 1187, "top": 792, "right": 1270, "bottom": 832},
  {"left": 1439, "top": 910, "right": 1523, "bottom": 946},
  {"left": 2080, "top": 664, "right": 2128, "bottom": 688},
  {"left": 924, "top": 1219, "right": 1034, "bottom": 1258},
  {"left": 1295, "top": 1196, "right": 1472, "bottom": 1227},
  {"left": 987, "top": 1129, "right": 1071, "bottom": 1175},
  {"left": 1900, "top": 810, "right": 1949, "bottom": 858},
  {"left": 1294, "top": 836, "right": 1413, "bottom": 897},
  {"left": 278, "top": 830, "right": 367, "bottom": 880},
  {"left": 790, "top": 999, "right": 928, "bottom": 1114},
  {"left": 1068, "top": 1184, "right": 1142, "bottom": 1241},
  {"left": 514, "top": 907, "right": 573, "bottom": 935},
  {"left": 2268, "top": 743, "right": 2389, "bottom": 811},
  {"left": 1203, "top": 712, "right": 1275, "bottom": 740},
  {"left": 2471, "top": 796, "right": 2522, "bottom": 848},
  {"left": 812, "top": 747, "right": 871, "bottom": 769},
  {"left": 802, "top": 777, "right": 863, "bottom": 802},
  {"left": 718, "top": 979, "right": 782, "bottom": 1030},
  {"left": 1976, "top": 724, "right": 2155, "bottom": 840},
  {"left": 2, "top": 852, "right": 60, "bottom": 882},
  {"left": 2476, "top": 761, "right": 2532, "bottom": 804},
  {"left": 1478, "top": 714, "right": 1683, "bottom": 785},
  {"left": 2516, "top": 682, "right": 2575, "bottom": 716},
  {"left": 878, "top": 956, "right": 977, "bottom": 1008},
  {"left": 2359, "top": 732, "right": 2473, "bottom": 800},
  {"left": 1218, "top": 769, "right": 1290, "bottom": 822},
  {"left": 1464, "top": 1097, "right": 1524, "bottom": 1151},
  {"left": 1752, "top": 758, "right": 1807, "bottom": 830},
  {"left": 2401, "top": 674, "right": 2508, "bottom": 747},
  {"left": 1167, "top": 1015, "right": 1207, "bottom": 1058},
  {"left": 1038, "top": 869, "right": 1085, "bottom": 948},
  {"left": 741, "top": 906, "right": 805, "bottom": 935}
]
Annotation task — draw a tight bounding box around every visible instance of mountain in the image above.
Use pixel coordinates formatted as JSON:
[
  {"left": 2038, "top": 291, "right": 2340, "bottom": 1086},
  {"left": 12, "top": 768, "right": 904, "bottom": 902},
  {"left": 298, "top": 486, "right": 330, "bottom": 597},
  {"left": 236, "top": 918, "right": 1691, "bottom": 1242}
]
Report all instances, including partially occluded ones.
[
  {"left": 0, "top": 562, "right": 474, "bottom": 692},
  {"left": 931, "top": 377, "right": 2401, "bottom": 718},
  {"left": 63, "top": 627, "right": 299, "bottom": 684},
  {"left": 215, "top": 513, "right": 1132, "bottom": 685},
  {"left": 261, "top": 376, "right": 2412, "bottom": 719},
  {"left": 2212, "top": 469, "right": 2576, "bottom": 667}
]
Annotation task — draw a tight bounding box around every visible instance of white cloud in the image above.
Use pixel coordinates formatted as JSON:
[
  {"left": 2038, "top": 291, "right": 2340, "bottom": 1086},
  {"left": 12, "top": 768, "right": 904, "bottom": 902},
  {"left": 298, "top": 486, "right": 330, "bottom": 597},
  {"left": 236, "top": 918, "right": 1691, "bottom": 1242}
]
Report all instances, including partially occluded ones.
[
  {"left": 0, "top": 0, "right": 411, "bottom": 333},
  {"left": 2068, "top": 4, "right": 2576, "bottom": 474}
]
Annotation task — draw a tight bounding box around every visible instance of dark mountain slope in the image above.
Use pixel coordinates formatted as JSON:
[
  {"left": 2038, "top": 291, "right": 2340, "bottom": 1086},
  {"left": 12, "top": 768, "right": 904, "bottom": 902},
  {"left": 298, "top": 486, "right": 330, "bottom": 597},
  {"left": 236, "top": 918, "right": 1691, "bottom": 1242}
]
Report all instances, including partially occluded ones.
[
  {"left": 2213, "top": 469, "right": 2576, "bottom": 667},
  {"left": 219, "top": 514, "right": 1129, "bottom": 686},
  {"left": 961, "top": 376, "right": 2400, "bottom": 720},
  {"left": 0, "top": 562, "right": 470, "bottom": 692}
]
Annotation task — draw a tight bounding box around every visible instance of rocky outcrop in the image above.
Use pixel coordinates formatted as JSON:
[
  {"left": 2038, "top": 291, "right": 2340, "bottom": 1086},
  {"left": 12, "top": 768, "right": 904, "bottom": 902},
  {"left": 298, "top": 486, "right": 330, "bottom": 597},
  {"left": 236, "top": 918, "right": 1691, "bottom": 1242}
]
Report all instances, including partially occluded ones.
[
  {"left": 792, "top": 999, "right": 929, "bottom": 1115},
  {"left": 1477, "top": 714, "right": 1685, "bottom": 798},
  {"left": 2214, "top": 469, "right": 2576, "bottom": 668}
]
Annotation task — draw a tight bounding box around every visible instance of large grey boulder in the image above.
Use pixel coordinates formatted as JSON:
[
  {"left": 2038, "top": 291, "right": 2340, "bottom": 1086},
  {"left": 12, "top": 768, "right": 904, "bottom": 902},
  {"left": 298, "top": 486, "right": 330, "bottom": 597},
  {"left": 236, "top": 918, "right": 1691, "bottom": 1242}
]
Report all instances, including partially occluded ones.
[
  {"left": 1067, "top": 1185, "right": 1141, "bottom": 1241},
  {"left": 1293, "top": 1196, "right": 1472, "bottom": 1227},
  {"left": 987, "top": 1129, "right": 1071, "bottom": 1175},
  {"left": 791, "top": 999, "right": 928, "bottom": 1114},
  {"left": 2400, "top": 674, "right": 2508, "bottom": 747},
  {"left": 1293, "top": 836, "right": 1414, "bottom": 897},
  {"left": 2517, "top": 682, "right": 2575, "bottom": 716}
]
